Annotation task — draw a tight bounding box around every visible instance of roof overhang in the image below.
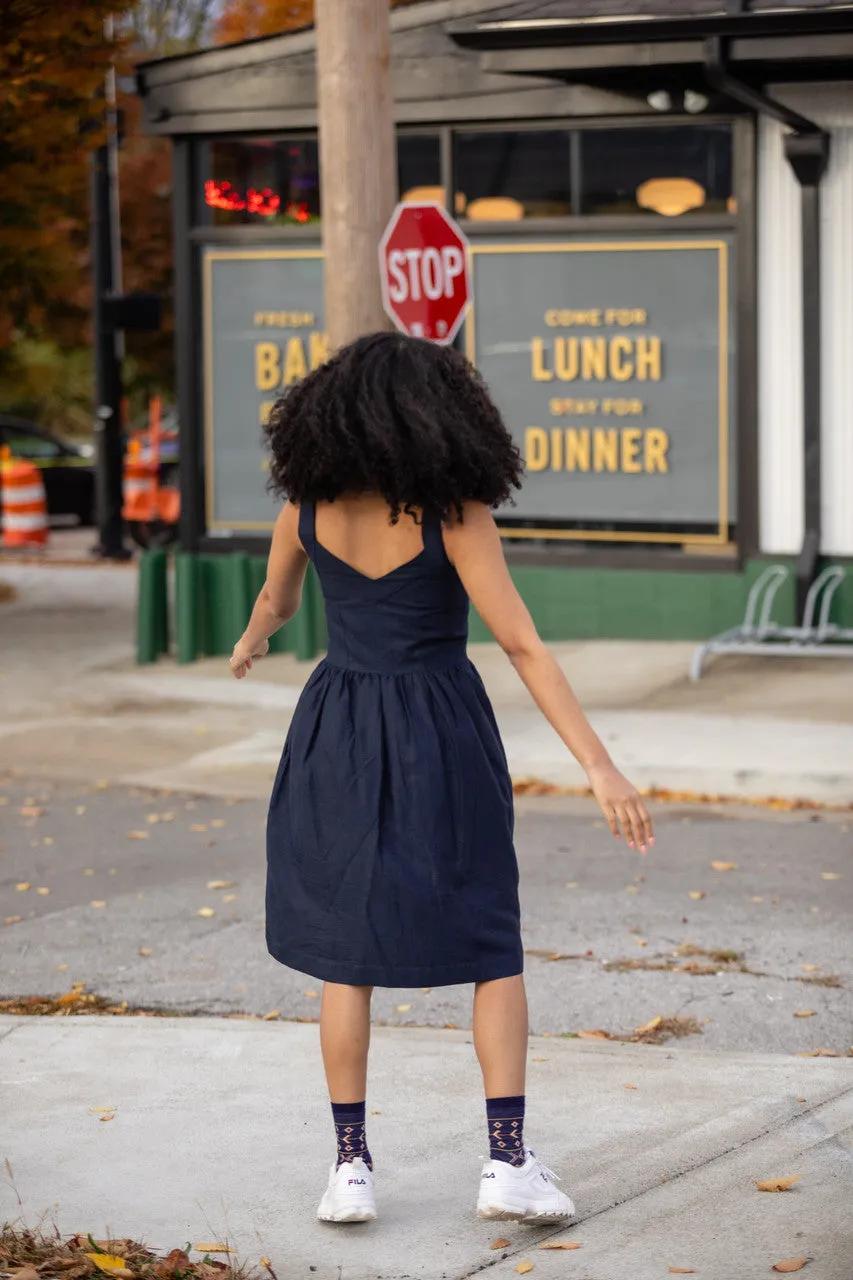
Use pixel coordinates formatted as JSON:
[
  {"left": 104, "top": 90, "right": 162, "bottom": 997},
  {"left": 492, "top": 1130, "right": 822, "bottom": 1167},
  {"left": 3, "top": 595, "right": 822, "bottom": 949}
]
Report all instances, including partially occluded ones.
[{"left": 448, "top": 5, "right": 853, "bottom": 87}]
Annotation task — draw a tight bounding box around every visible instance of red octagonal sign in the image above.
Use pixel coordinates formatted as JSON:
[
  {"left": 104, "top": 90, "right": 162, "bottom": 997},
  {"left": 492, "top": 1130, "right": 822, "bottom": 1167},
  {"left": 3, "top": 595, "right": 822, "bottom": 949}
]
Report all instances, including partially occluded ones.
[{"left": 379, "top": 202, "right": 471, "bottom": 345}]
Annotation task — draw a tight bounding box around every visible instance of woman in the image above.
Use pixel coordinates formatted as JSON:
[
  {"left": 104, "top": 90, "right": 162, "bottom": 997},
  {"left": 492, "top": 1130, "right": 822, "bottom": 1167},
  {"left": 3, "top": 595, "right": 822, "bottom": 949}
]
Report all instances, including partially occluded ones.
[{"left": 231, "top": 332, "right": 653, "bottom": 1225}]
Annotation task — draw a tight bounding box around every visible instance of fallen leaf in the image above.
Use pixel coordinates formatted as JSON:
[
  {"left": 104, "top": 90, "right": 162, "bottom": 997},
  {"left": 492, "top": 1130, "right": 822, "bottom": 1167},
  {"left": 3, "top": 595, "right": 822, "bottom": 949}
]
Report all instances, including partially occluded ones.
[
  {"left": 223, "top": 894, "right": 236, "bottom": 903},
  {"left": 197, "top": 907, "right": 215, "bottom": 917},
  {"left": 207, "top": 880, "right": 235, "bottom": 890},
  {"left": 210, "top": 818, "right": 226, "bottom": 828},
  {"left": 635, "top": 1014, "right": 663, "bottom": 1034},
  {"left": 669, "top": 1270, "right": 696, "bottom": 1275},
  {"left": 711, "top": 861, "right": 738, "bottom": 871},
  {"left": 99, "top": 1113, "right": 115, "bottom": 1123},
  {"left": 752, "top": 896, "right": 765, "bottom": 903},
  {"left": 262, "top": 1010, "right": 280, "bottom": 1020},
  {"left": 623, "top": 1084, "right": 638, "bottom": 1090},
  {"left": 192, "top": 1247, "right": 234, "bottom": 1255},
  {"left": 43, "top": 836, "right": 54, "bottom": 845},
  {"left": 138, "top": 949, "right": 152, "bottom": 957},
  {"left": 821, "top": 872, "right": 840, "bottom": 880},
  {"left": 15, "top": 882, "right": 31, "bottom": 891},
  {"left": 259, "top": 1258, "right": 271, "bottom": 1270},
  {"left": 797, "top": 1048, "right": 840, "bottom": 1057},
  {"left": 421, "top": 986, "right": 432, "bottom": 993},
  {"left": 190, "top": 823, "right": 209, "bottom": 832},
  {"left": 90, "top": 900, "right": 106, "bottom": 908},
  {"left": 303, "top": 989, "right": 319, "bottom": 998},
  {"left": 57, "top": 963, "right": 68, "bottom": 971},
  {"left": 94, "top": 779, "right": 109, "bottom": 788},
  {"left": 396, "top": 1003, "right": 412, "bottom": 1012},
  {"left": 126, "top": 831, "right": 149, "bottom": 841},
  {"left": 84, "top": 868, "right": 94, "bottom": 875},
  {"left": 756, "top": 1175, "right": 801, "bottom": 1192},
  {"left": 4, "top": 916, "right": 22, "bottom": 925},
  {"left": 578, "top": 1029, "right": 610, "bottom": 1040},
  {"left": 537, "top": 1241, "right": 581, "bottom": 1250},
  {"left": 531, "top": 1056, "right": 548, "bottom": 1062},
  {"left": 19, "top": 806, "right": 43, "bottom": 817},
  {"left": 794, "top": 1011, "right": 816, "bottom": 1018},
  {"left": 625, "top": 884, "right": 639, "bottom": 893},
  {"left": 688, "top": 891, "right": 706, "bottom": 900},
  {"left": 370, "top": 1109, "right": 381, "bottom": 1115},
  {"left": 801, "top": 964, "right": 821, "bottom": 972},
  {"left": 89, "top": 1106, "right": 117, "bottom": 1113},
  {"left": 515, "top": 1264, "right": 534, "bottom": 1275},
  {"left": 36, "top": 886, "right": 50, "bottom": 895},
  {"left": 565, "top": 881, "right": 579, "bottom": 888},
  {"left": 772, "top": 1259, "right": 810, "bottom": 1273},
  {"left": 636, "top": 939, "right": 648, "bottom": 947},
  {"left": 797, "top": 1097, "right": 807, "bottom": 1102},
  {"left": 76, "top": 805, "right": 86, "bottom": 815},
  {"left": 489, "top": 1238, "right": 511, "bottom": 1250}
]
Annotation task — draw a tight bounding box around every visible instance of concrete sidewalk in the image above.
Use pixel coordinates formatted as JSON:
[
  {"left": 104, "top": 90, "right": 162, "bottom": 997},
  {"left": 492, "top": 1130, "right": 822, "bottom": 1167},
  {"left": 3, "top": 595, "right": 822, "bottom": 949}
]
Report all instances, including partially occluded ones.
[{"left": 1, "top": 1015, "right": 851, "bottom": 1280}]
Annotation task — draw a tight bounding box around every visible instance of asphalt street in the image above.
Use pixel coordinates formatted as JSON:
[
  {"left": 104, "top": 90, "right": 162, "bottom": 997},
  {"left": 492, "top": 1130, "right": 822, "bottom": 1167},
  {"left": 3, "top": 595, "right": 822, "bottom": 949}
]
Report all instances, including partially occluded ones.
[{"left": 2, "top": 774, "right": 850, "bottom": 1054}]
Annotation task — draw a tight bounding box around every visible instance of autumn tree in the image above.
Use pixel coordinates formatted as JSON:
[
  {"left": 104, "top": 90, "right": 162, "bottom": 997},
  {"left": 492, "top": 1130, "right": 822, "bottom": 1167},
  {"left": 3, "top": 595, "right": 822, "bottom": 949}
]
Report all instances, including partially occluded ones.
[
  {"left": 216, "top": 0, "right": 419, "bottom": 44},
  {"left": 0, "top": 1, "right": 117, "bottom": 354}
]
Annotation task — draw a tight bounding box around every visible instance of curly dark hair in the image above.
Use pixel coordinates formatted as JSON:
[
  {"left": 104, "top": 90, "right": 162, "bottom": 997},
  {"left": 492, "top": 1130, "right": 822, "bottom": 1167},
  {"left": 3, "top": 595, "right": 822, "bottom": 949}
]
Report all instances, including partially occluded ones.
[{"left": 263, "top": 331, "right": 523, "bottom": 522}]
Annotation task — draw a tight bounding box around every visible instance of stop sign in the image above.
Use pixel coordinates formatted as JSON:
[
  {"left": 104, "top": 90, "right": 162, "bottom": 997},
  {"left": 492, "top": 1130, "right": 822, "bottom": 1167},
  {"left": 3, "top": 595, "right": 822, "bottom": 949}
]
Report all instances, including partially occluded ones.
[{"left": 379, "top": 202, "right": 471, "bottom": 345}]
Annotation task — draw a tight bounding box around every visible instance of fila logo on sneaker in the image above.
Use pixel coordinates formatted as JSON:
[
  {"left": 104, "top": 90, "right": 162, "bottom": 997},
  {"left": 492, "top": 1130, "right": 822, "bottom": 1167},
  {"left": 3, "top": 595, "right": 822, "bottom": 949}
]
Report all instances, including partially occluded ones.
[
  {"left": 540, "top": 1172, "right": 550, "bottom": 1183},
  {"left": 482, "top": 1172, "right": 496, "bottom": 1179},
  {"left": 348, "top": 1177, "right": 367, "bottom": 1186}
]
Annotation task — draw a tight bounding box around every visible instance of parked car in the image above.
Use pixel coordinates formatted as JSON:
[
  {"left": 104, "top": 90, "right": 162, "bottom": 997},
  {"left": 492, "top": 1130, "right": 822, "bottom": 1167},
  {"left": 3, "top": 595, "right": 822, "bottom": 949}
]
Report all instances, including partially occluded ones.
[{"left": 0, "top": 415, "right": 96, "bottom": 526}]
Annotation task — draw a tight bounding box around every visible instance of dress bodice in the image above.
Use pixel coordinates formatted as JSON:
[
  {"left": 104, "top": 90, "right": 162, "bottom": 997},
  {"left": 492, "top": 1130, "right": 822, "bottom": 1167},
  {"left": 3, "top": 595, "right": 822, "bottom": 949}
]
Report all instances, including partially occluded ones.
[{"left": 298, "top": 502, "right": 469, "bottom": 674}]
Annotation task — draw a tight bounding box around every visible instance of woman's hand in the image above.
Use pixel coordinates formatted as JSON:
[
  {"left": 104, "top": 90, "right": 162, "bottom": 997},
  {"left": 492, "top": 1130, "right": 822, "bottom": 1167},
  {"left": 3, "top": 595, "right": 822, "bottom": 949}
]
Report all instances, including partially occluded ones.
[
  {"left": 230, "top": 636, "right": 269, "bottom": 680},
  {"left": 587, "top": 760, "right": 654, "bottom": 854}
]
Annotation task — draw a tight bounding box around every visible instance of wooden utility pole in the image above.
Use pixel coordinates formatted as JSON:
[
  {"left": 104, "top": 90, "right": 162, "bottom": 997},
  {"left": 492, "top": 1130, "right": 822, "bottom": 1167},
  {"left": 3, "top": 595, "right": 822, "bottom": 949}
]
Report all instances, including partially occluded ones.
[{"left": 315, "top": 0, "right": 397, "bottom": 350}]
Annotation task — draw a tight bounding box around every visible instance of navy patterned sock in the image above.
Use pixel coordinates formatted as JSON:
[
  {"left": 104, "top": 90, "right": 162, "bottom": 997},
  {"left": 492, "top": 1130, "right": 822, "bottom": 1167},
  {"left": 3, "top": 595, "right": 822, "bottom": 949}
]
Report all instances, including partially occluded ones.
[
  {"left": 332, "top": 1100, "right": 373, "bottom": 1171},
  {"left": 487, "top": 1095, "right": 526, "bottom": 1166}
]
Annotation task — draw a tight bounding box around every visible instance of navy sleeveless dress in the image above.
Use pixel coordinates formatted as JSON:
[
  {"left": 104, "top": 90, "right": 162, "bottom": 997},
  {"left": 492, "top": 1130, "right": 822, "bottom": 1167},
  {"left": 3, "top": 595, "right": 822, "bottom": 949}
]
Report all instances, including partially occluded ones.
[{"left": 265, "top": 502, "right": 523, "bottom": 988}]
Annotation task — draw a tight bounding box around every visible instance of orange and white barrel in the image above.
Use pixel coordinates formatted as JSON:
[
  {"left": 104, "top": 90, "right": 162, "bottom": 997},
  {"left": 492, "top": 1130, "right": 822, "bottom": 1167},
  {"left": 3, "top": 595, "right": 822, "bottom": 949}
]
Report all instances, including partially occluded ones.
[
  {"left": 0, "top": 447, "right": 49, "bottom": 548},
  {"left": 122, "top": 437, "right": 155, "bottom": 521}
]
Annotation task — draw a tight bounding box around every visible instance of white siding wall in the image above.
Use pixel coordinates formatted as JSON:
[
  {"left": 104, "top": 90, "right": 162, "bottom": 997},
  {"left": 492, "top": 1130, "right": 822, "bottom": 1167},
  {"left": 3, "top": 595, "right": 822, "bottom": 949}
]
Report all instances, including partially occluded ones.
[{"left": 758, "top": 85, "right": 853, "bottom": 557}]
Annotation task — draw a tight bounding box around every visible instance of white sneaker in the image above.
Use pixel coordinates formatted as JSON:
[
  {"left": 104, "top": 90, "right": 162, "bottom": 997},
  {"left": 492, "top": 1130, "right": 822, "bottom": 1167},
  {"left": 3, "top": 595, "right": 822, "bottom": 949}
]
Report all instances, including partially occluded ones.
[
  {"left": 317, "top": 1157, "right": 377, "bottom": 1223},
  {"left": 477, "top": 1148, "right": 575, "bottom": 1224}
]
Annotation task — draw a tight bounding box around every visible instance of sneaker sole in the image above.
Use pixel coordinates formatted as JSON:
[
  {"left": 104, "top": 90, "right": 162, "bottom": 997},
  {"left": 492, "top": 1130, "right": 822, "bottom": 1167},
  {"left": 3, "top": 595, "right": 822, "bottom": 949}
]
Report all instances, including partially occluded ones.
[
  {"left": 477, "top": 1203, "right": 573, "bottom": 1224},
  {"left": 318, "top": 1206, "right": 377, "bottom": 1223}
]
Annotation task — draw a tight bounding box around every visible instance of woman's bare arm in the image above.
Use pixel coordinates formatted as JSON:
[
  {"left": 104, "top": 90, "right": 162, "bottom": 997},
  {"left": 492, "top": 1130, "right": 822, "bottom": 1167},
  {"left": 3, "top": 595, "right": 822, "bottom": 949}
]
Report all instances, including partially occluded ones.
[
  {"left": 230, "top": 503, "right": 308, "bottom": 678},
  {"left": 443, "top": 502, "right": 653, "bottom": 852}
]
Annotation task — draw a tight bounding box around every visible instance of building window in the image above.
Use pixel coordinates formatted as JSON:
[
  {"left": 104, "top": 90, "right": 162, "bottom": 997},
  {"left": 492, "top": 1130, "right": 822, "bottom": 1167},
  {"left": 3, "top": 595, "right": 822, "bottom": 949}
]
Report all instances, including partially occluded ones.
[
  {"left": 398, "top": 133, "right": 443, "bottom": 205},
  {"left": 579, "top": 125, "right": 733, "bottom": 216},
  {"left": 454, "top": 129, "right": 573, "bottom": 220},
  {"left": 205, "top": 137, "right": 321, "bottom": 225}
]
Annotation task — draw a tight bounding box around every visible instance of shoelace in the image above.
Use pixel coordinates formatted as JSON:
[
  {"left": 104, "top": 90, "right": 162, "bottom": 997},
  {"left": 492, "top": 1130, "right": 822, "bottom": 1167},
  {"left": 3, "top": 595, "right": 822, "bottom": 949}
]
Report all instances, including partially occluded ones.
[{"left": 527, "top": 1149, "right": 562, "bottom": 1183}]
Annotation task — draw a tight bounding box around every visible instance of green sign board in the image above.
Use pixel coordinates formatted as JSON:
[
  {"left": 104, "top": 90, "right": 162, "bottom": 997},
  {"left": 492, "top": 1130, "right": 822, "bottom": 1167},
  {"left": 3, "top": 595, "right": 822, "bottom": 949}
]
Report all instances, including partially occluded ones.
[
  {"left": 202, "top": 239, "right": 734, "bottom": 546},
  {"left": 465, "top": 238, "right": 734, "bottom": 545},
  {"left": 203, "top": 248, "right": 326, "bottom": 530}
]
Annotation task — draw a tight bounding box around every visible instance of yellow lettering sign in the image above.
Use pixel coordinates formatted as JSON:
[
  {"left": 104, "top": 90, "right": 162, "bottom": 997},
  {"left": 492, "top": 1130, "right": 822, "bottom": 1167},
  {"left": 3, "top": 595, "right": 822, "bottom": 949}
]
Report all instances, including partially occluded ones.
[
  {"left": 255, "top": 342, "right": 281, "bottom": 392},
  {"left": 525, "top": 427, "right": 549, "bottom": 470}
]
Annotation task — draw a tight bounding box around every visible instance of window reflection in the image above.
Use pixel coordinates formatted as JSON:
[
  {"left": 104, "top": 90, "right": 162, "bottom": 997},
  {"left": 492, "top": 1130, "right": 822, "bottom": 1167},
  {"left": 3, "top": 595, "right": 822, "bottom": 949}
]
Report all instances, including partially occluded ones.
[
  {"left": 207, "top": 138, "right": 321, "bottom": 225},
  {"left": 455, "top": 130, "right": 573, "bottom": 219},
  {"left": 580, "top": 126, "right": 732, "bottom": 216}
]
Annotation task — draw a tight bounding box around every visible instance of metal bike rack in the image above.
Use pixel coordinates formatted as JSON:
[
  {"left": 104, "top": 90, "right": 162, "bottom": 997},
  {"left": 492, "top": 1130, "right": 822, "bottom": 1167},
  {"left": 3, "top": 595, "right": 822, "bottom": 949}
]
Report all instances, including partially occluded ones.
[{"left": 690, "top": 564, "right": 853, "bottom": 680}]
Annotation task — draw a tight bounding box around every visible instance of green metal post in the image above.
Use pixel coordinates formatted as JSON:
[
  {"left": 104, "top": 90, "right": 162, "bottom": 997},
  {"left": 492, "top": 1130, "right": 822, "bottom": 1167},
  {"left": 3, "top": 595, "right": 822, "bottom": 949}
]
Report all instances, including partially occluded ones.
[{"left": 136, "top": 548, "right": 168, "bottom": 665}]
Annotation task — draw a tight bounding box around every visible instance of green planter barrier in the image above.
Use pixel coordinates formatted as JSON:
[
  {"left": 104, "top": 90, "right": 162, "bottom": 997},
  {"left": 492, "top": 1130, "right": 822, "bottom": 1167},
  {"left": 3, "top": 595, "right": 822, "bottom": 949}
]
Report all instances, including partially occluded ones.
[
  {"left": 136, "top": 549, "right": 169, "bottom": 665},
  {"left": 170, "top": 551, "right": 326, "bottom": 664}
]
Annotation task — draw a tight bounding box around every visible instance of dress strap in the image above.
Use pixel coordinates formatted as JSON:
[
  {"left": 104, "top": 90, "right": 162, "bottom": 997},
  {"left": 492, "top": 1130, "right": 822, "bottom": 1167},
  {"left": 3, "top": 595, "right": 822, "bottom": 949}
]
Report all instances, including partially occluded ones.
[
  {"left": 297, "top": 501, "right": 316, "bottom": 556},
  {"left": 420, "top": 508, "right": 449, "bottom": 566}
]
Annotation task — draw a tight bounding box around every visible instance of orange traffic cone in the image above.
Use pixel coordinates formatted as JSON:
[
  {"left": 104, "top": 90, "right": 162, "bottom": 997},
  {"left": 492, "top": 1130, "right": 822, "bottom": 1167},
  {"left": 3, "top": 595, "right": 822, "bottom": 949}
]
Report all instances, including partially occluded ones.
[{"left": 1, "top": 445, "right": 49, "bottom": 548}]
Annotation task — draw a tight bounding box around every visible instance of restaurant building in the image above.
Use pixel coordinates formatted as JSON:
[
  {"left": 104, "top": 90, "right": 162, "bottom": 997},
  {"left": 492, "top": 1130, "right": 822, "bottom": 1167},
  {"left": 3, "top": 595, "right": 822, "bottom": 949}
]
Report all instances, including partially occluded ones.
[{"left": 137, "top": 0, "right": 853, "bottom": 658}]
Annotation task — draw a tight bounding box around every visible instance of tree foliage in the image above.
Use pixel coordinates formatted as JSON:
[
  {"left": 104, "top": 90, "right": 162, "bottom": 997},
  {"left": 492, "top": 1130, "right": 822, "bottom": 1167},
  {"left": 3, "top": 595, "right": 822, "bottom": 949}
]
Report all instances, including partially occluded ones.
[
  {"left": 0, "top": 1, "right": 117, "bottom": 355},
  {"left": 215, "top": 0, "right": 420, "bottom": 45},
  {"left": 124, "top": 0, "right": 221, "bottom": 56}
]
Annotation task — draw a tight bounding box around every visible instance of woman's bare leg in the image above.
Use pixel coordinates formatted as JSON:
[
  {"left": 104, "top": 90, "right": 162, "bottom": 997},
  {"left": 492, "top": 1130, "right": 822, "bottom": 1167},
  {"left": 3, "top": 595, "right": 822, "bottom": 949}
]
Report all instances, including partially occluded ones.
[
  {"left": 320, "top": 982, "right": 373, "bottom": 1102},
  {"left": 473, "top": 974, "right": 528, "bottom": 1097}
]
